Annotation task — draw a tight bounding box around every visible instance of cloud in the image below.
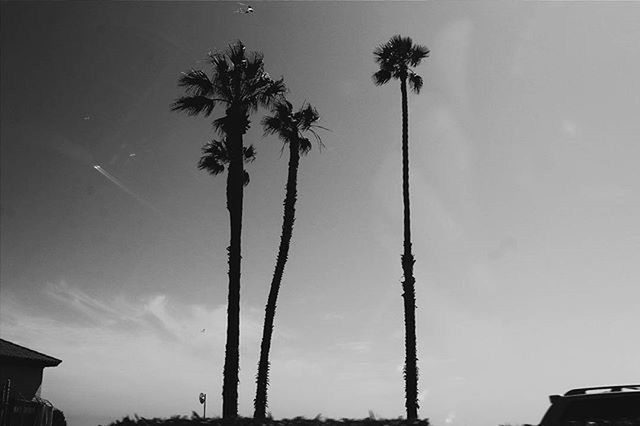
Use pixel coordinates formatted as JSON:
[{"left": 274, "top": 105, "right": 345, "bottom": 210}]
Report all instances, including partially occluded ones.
[
  {"left": 39, "top": 281, "right": 263, "bottom": 347},
  {"left": 44, "top": 281, "right": 142, "bottom": 325},
  {"left": 0, "top": 282, "right": 264, "bottom": 422}
]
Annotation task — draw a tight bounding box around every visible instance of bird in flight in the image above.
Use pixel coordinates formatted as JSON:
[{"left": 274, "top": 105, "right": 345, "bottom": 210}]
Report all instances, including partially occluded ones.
[{"left": 234, "top": 3, "right": 254, "bottom": 14}]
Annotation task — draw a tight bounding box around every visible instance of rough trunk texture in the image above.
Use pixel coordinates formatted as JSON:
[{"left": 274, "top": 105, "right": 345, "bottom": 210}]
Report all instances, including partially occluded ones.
[
  {"left": 222, "top": 123, "right": 244, "bottom": 420},
  {"left": 400, "top": 76, "right": 419, "bottom": 420},
  {"left": 254, "top": 141, "right": 300, "bottom": 419}
]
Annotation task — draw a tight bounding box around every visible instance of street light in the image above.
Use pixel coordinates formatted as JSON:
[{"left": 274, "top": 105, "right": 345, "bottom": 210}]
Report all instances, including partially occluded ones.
[{"left": 198, "top": 392, "right": 206, "bottom": 418}]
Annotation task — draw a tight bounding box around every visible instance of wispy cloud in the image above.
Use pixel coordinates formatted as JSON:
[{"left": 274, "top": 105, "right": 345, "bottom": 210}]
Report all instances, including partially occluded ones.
[
  {"left": 0, "top": 282, "right": 264, "bottom": 421},
  {"left": 44, "top": 281, "right": 142, "bottom": 325},
  {"left": 38, "top": 281, "right": 265, "bottom": 347}
]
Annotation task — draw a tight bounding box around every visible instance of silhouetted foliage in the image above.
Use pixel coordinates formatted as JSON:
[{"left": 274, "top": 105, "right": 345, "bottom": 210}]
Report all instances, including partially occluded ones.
[
  {"left": 107, "top": 414, "right": 430, "bottom": 426},
  {"left": 198, "top": 139, "right": 256, "bottom": 186},
  {"left": 52, "top": 408, "right": 67, "bottom": 426},
  {"left": 172, "top": 40, "right": 286, "bottom": 419},
  {"left": 372, "top": 35, "right": 429, "bottom": 421},
  {"left": 254, "top": 99, "right": 325, "bottom": 419}
]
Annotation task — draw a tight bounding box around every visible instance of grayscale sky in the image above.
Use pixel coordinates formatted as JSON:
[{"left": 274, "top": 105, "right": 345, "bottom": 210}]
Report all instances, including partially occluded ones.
[{"left": 2, "top": 2, "right": 640, "bottom": 426}]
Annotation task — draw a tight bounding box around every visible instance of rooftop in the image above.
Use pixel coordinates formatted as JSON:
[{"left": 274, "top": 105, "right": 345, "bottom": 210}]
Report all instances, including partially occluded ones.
[{"left": 0, "top": 339, "right": 62, "bottom": 367}]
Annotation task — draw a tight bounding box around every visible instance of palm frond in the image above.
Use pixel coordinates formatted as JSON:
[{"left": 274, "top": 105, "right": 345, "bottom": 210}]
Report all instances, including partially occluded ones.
[
  {"left": 255, "top": 77, "right": 287, "bottom": 109},
  {"left": 206, "top": 50, "right": 236, "bottom": 103},
  {"left": 177, "top": 69, "right": 214, "bottom": 96},
  {"left": 395, "top": 35, "right": 413, "bottom": 56},
  {"left": 243, "top": 145, "right": 257, "bottom": 163},
  {"left": 408, "top": 72, "right": 423, "bottom": 94},
  {"left": 409, "top": 44, "right": 430, "bottom": 67},
  {"left": 372, "top": 69, "right": 392, "bottom": 86},
  {"left": 213, "top": 115, "right": 229, "bottom": 134},
  {"left": 261, "top": 115, "right": 285, "bottom": 137},
  {"left": 373, "top": 37, "right": 398, "bottom": 64},
  {"left": 171, "top": 96, "right": 215, "bottom": 116},
  {"left": 262, "top": 98, "right": 293, "bottom": 136},
  {"left": 210, "top": 53, "right": 230, "bottom": 75},
  {"left": 298, "top": 137, "right": 312, "bottom": 155},
  {"left": 198, "top": 139, "right": 228, "bottom": 176},
  {"left": 206, "top": 49, "right": 225, "bottom": 69},
  {"left": 244, "top": 54, "right": 265, "bottom": 82},
  {"left": 212, "top": 77, "right": 233, "bottom": 103},
  {"left": 373, "top": 44, "right": 386, "bottom": 64},
  {"left": 306, "top": 127, "right": 326, "bottom": 151},
  {"left": 272, "top": 99, "right": 293, "bottom": 122},
  {"left": 298, "top": 104, "right": 320, "bottom": 131},
  {"left": 227, "top": 40, "right": 247, "bottom": 67}
]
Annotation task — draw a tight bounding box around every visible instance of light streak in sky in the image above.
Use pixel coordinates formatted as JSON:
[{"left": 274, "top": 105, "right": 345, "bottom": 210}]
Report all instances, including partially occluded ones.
[
  {"left": 93, "top": 164, "right": 162, "bottom": 215},
  {"left": 92, "top": 164, "right": 213, "bottom": 264}
]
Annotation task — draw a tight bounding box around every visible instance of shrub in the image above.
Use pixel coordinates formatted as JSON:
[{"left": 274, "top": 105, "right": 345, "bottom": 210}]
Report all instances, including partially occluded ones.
[
  {"left": 52, "top": 408, "right": 67, "bottom": 426},
  {"left": 106, "top": 414, "right": 430, "bottom": 426}
]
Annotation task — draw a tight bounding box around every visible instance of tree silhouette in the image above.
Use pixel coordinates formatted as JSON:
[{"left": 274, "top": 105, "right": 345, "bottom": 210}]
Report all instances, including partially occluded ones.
[
  {"left": 172, "top": 40, "right": 285, "bottom": 418},
  {"left": 254, "top": 99, "right": 324, "bottom": 419},
  {"left": 373, "top": 34, "right": 429, "bottom": 420}
]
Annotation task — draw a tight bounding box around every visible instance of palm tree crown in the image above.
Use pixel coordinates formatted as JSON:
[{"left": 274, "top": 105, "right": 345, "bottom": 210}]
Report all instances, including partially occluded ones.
[
  {"left": 261, "top": 99, "right": 324, "bottom": 153},
  {"left": 373, "top": 35, "right": 429, "bottom": 92},
  {"left": 172, "top": 40, "right": 286, "bottom": 131}
]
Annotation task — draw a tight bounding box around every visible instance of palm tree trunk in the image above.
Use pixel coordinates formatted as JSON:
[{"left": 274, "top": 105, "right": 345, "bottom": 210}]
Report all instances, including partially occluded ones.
[
  {"left": 222, "top": 128, "right": 244, "bottom": 419},
  {"left": 400, "top": 76, "right": 419, "bottom": 420},
  {"left": 254, "top": 141, "right": 301, "bottom": 419}
]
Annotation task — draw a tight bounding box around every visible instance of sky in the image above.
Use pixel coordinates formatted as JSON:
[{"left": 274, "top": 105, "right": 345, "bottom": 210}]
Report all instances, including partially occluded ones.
[{"left": 2, "top": 1, "right": 640, "bottom": 426}]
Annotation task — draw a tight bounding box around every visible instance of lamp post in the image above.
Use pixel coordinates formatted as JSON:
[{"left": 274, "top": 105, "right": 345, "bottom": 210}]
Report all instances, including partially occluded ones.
[{"left": 199, "top": 392, "right": 206, "bottom": 418}]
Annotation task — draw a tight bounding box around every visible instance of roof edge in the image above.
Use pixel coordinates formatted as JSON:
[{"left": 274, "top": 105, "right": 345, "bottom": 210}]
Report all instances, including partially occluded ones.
[{"left": 0, "top": 339, "right": 62, "bottom": 367}]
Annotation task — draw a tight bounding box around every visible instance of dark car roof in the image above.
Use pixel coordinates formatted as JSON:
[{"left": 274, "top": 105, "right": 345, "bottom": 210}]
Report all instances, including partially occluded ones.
[
  {"left": 0, "top": 339, "right": 62, "bottom": 367},
  {"left": 540, "top": 385, "right": 640, "bottom": 426},
  {"left": 564, "top": 385, "right": 640, "bottom": 396}
]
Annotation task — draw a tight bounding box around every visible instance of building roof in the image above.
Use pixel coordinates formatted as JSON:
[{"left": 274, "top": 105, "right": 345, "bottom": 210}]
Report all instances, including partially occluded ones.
[{"left": 0, "top": 339, "right": 62, "bottom": 367}]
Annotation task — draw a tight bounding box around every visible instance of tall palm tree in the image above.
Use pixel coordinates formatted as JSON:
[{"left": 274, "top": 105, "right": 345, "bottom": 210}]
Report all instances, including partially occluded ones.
[
  {"left": 172, "top": 40, "right": 285, "bottom": 419},
  {"left": 372, "top": 35, "right": 429, "bottom": 420},
  {"left": 253, "top": 99, "right": 324, "bottom": 419}
]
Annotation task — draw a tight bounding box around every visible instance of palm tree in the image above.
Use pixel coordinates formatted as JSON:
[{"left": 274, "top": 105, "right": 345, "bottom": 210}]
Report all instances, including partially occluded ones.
[
  {"left": 172, "top": 40, "right": 286, "bottom": 419},
  {"left": 372, "top": 35, "right": 429, "bottom": 420},
  {"left": 253, "top": 99, "right": 324, "bottom": 419}
]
